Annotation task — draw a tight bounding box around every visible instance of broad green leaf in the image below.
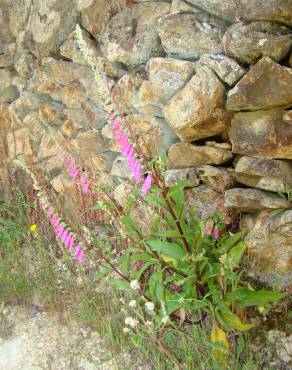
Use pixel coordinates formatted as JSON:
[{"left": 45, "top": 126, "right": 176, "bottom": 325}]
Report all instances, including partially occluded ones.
[
  {"left": 161, "top": 254, "right": 178, "bottom": 266},
  {"left": 133, "top": 261, "right": 156, "bottom": 280},
  {"left": 224, "top": 288, "right": 286, "bottom": 308},
  {"left": 147, "top": 240, "right": 186, "bottom": 260},
  {"left": 120, "top": 252, "right": 130, "bottom": 274},
  {"left": 108, "top": 278, "right": 131, "bottom": 291},
  {"left": 120, "top": 216, "right": 141, "bottom": 237},
  {"left": 226, "top": 241, "right": 246, "bottom": 269},
  {"left": 154, "top": 230, "right": 182, "bottom": 238},
  {"left": 220, "top": 310, "right": 254, "bottom": 331},
  {"left": 149, "top": 269, "right": 164, "bottom": 302},
  {"left": 130, "top": 253, "right": 155, "bottom": 262}
]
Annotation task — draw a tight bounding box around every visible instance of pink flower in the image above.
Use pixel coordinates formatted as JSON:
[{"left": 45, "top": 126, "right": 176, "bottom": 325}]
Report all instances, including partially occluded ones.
[
  {"left": 56, "top": 224, "right": 64, "bottom": 237},
  {"left": 133, "top": 161, "right": 142, "bottom": 183},
  {"left": 141, "top": 173, "right": 152, "bottom": 195},
  {"left": 72, "top": 169, "right": 80, "bottom": 181},
  {"left": 61, "top": 229, "right": 69, "bottom": 243},
  {"left": 74, "top": 245, "right": 85, "bottom": 263},
  {"left": 205, "top": 225, "right": 212, "bottom": 235},
  {"left": 213, "top": 228, "right": 219, "bottom": 239},
  {"left": 64, "top": 233, "right": 72, "bottom": 248},
  {"left": 50, "top": 215, "right": 58, "bottom": 227},
  {"left": 68, "top": 236, "right": 75, "bottom": 249},
  {"left": 83, "top": 182, "right": 90, "bottom": 194}
]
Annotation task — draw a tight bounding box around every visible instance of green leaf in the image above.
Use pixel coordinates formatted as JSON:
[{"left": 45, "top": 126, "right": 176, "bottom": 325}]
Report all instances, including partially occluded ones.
[
  {"left": 108, "top": 278, "right": 131, "bottom": 291},
  {"left": 220, "top": 310, "right": 254, "bottom": 331},
  {"left": 166, "top": 180, "right": 189, "bottom": 199},
  {"left": 147, "top": 240, "right": 186, "bottom": 260},
  {"left": 154, "top": 230, "right": 182, "bottom": 238},
  {"left": 120, "top": 252, "right": 130, "bottom": 274},
  {"left": 133, "top": 261, "right": 156, "bottom": 280},
  {"left": 219, "top": 230, "right": 246, "bottom": 253},
  {"left": 226, "top": 241, "right": 246, "bottom": 269},
  {"left": 120, "top": 216, "right": 141, "bottom": 237},
  {"left": 94, "top": 267, "right": 111, "bottom": 282},
  {"left": 224, "top": 288, "right": 286, "bottom": 308},
  {"left": 130, "top": 253, "right": 156, "bottom": 262},
  {"left": 149, "top": 269, "right": 164, "bottom": 302}
]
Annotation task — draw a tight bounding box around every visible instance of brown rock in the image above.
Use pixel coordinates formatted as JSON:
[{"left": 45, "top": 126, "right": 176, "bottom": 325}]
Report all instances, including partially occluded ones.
[
  {"left": 187, "top": 185, "right": 235, "bottom": 225},
  {"left": 241, "top": 210, "right": 292, "bottom": 288},
  {"left": 235, "top": 156, "right": 292, "bottom": 193},
  {"left": 196, "top": 165, "right": 236, "bottom": 192},
  {"left": 186, "top": 0, "right": 238, "bottom": 22},
  {"left": 241, "top": 0, "right": 292, "bottom": 27},
  {"left": 224, "top": 188, "right": 290, "bottom": 212},
  {"left": 223, "top": 22, "right": 292, "bottom": 65},
  {"left": 165, "top": 65, "right": 232, "bottom": 141},
  {"left": 6, "top": 128, "right": 33, "bottom": 158},
  {"left": 61, "top": 81, "right": 86, "bottom": 108},
  {"left": 227, "top": 58, "right": 292, "bottom": 111},
  {"left": 72, "top": 131, "right": 108, "bottom": 160},
  {"left": 167, "top": 142, "right": 233, "bottom": 169},
  {"left": 229, "top": 110, "right": 292, "bottom": 159}
]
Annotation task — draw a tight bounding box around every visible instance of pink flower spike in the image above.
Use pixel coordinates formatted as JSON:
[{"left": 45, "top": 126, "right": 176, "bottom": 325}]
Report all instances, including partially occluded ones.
[
  {"left": 56, "top": 224, "right": 64, "bottom": 237},
  {"left": 205, "top": 225, "right": 212, "bottom": 236},
  {"left": 83, "top": 182, "right": 90, "bottom": 194},
  {"left": 213, "top": 228, "right": 219, "bottom": 239},
  {"left": 68, "top": 236, "right": 75, "bottom": 249},
  {"left": 133, "top": 161, "right": 142, "bottom": 183},
  {"left": 113, "top": 118, "right": 122, "bottom": 130},
  {"left": 64, "top": 233, "right": 72, "bottom": 248},
  {"left": 61, "top": 229, "right": 69, "bottom": 243},
  {"left": 51, "top": 215, "right": 58, "bottom": 227},
  {"left": 141, "top": 173, "right": 153, "bottom": 195},
  {"left": 76, "top": 248, "right": 85, "bottom": 263},
  {"left": 110, "top": 113, "right": 116, "bottom": 121},
  {"left": 81, "top": 176, "right": 87, "bottom": 185},
  {"left": 72, "top": 169, "right": 80, "bottom": 181}
]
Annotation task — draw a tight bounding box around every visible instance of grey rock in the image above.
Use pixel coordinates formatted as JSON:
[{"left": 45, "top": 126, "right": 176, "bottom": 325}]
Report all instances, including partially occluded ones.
[
  {"left": 235, "top": 156, "right": 292, "bottom": 193},
  {"left": 186, "top": 0, "right": 238, "bottom": 23},
  {"left": 227, "top": 58, "right": 292, "bottom": 111},
  {"left": 14, "top": 53, "right": 35, "bottom": 78},
  {"left": 100, "top": 2, "right": 170, "bottom": 65},
  {"left": 165, "top": 168, "right": 200, "bottom": 188},
  {"left": 199, "top": 54, "right": 245, "bottom": 86},
  {"left": 111, "top": 156, "right": 131, "bottom": 179},
  {"left": 134, "top": 58, "right": 196, "bottom": 117},
  {"left": 224, "top": 188, "right": 290, "bottom": 212},
  {"left": 223, "top": 22, "right": 292, "bottom": 65},
  {"left": 157, "top": 12, "right": 226, "bottom": 60},
  {"left": 229, "top": 110, "right": 292, "bottom": 159}
]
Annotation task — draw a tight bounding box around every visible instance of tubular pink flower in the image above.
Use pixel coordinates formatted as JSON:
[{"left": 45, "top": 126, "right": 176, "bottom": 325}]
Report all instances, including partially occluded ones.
[
  {"left": 110, "top": 113, "right": 116, "bottom": 121},
  {"left": 61, "top": 229, "right": 69, "bottom": 243},
  {"left": 72, "top": 169, "right": 80, "bottom": 181},
  {"left": 141, "top": 173, "right": 152, "bottom": 195},
  {"left": 74, "top": 244, "right": 85, "bottom": 263},
  {"left": 213, "top": 228, "right": 219, "bottom": 239},
  {"left": 68, "top": 236, "right": 75, "bottom": 249},
  {"left": 81, "top": 176, "right": 87, "bottom": 185},
  {"left": 64, "top": 233, "right": 72, "bottom": 248},
  {"left": 56, "top": 224, "right": 64, "bottom": 237},
  {"left": 133, "top": 161, "right": 142, "bottom": 183},
  {"left": 83, "top": 181, "right": 90, "bottom": 194},
  {"left": 205, "top": 225, "right": 212, "bottom": 235},
  {"left": 113, "top": 118, "right": 123, "bottom": 130},
  {"left": 51, "top": 215, "right": 59, "bottom": 227}
]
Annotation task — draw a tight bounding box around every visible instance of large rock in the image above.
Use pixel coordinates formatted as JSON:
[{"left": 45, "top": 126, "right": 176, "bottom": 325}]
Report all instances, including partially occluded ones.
[
  {"left": 100, "top": 2, "right": 170, "bottom": 65},
  {"left": 126, "top": 114, "right": 178, "bottom": 158},
  {"left": 157, "top": 12, "right": 226, "bottom": 60},
  {"left": 80, "top": 0, "right": 126, "bottom": 39},
  {"left": 229, "top": 110, "right": 292, "bottom": 159},
  {"left": 134, "top": 58, "right": 196, "bottom": 116},
  {"left": 6, "top": 128, "right": 33, "bottom": 159},
  {"left": 223, "top": 22, "right": 292, "bottom": 65},
  {"left": 165, "top": 168, "right": 200, "bottom": 188},
  {"left": 41, "top": 58, "right": 93, "bottom": 85},
  {"left": 241, "top": 210, "right": 292, "bottom": 288},
  {"left": 0, "top": 1, "right": 14, "bottom": 45},
  {"left": 227, "top": 58, "right": 292, "bottom": 111},
  {"left": 224, "top": 188, "right": 290, "bottom": 212},
  {"left": 199, "top": 54, "right": 245, "bottom": 86},
  {"left": 164, "top": 65, "right": 231, "bottom": 141},
  {"left": 235, "top": 156, "right": 292, "bottom": 193},
  {"left": 72, "top": 131, "right": 108, "bottom": 160},
  {"left": 11, "top": 0, "right": 79, "bottom": 58},
  {"left": 61, "top": 81, "right": 86, "bottom": 108},
  {"left": 167, "top": 142, "right": 233, "bottom": 169},
  {"left": 241, "top": 0, "right": 292, "bottom": 27},
  {"left": 187, "top": 185, "right": 235, "bottom": 225},
  {"left": 186, "top": 0, "right": 238, "bottom": 23}
]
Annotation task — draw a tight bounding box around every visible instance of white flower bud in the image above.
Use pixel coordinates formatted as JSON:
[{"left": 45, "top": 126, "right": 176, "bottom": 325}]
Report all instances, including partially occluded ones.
[
  {"left": 129, "top": 300, "right": 137, "bottom": 308},
  {"left": 145, "top": 301, "right": 155, "bottom": 311},
  {"left": 130, "top": 280, "right": 140, "bottom": 290}
]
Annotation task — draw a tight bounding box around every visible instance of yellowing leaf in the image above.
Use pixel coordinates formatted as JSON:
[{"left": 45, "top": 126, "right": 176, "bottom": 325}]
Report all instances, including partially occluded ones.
[
  {"left": 161, "top": 254, "right": 178, "bottom": 266},
  {"left": 211, "top": 324, "right": 229, "bottom": 368},
  {"left": 211, "top": 325, "right": 229, "bottom": 352},
  {"left": 220, "top": 310, "right": 254, "bottom": 331}
]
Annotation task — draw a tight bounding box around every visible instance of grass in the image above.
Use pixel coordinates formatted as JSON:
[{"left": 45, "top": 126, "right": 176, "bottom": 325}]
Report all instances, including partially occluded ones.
[{"left": 1, "top": 192, "right": 289, "bottom": 370}]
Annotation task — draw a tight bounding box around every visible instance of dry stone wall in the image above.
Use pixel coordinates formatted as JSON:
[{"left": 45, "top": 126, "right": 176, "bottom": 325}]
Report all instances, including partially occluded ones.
[{"left": 0, "top": 0, "right": 292, "bottom": 288}]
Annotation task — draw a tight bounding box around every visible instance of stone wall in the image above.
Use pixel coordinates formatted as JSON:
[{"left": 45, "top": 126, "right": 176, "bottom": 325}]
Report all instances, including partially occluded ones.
[{"left": 0, "top": 0, "right": 292, "bottom": 288}]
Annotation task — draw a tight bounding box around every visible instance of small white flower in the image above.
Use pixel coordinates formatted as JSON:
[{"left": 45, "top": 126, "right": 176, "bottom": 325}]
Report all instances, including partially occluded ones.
[
  {"left": 130, "top": 280, "right": 140, "bottom": 290},
  {"left": 145, "top": 301, "right": 155, "bottom": 311},
  {"left": 123, "top": 327, "right": 130, "bottom": 333},
  {"left": 125, "top": 317, "right": 139, "bottom": 328},
  {"left": 162, "top": 315, "right": 170, "bottom": 324},
  {"left": 129, "top": 300, "right": 137, "bottom": 308},
  {"left": 146, "top": 320, "right": 152, "bottom": 327}
]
